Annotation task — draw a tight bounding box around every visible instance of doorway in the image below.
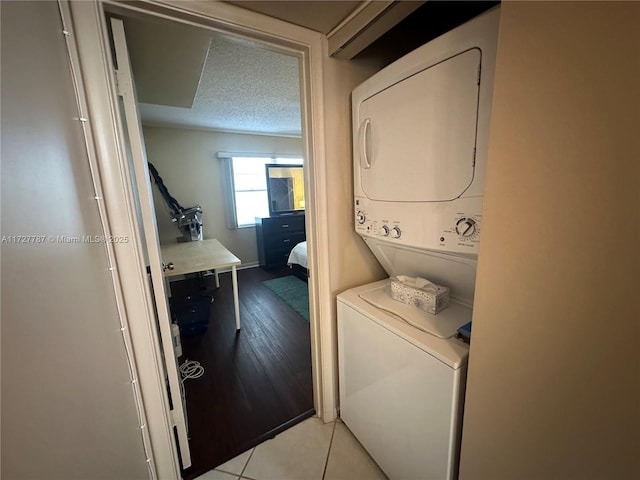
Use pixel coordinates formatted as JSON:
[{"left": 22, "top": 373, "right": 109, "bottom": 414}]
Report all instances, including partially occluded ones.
[{"left": 103, "top": 5, "right": 320, "bottom": 479}]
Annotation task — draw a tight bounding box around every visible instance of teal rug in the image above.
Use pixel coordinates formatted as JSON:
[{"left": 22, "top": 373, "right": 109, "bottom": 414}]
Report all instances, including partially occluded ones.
[{"left": 262, "top": 275, "right": 310, "bottom": 321}]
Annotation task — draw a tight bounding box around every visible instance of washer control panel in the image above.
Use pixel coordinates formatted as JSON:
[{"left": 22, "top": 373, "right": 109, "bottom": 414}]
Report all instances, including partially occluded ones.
[{"left": 354, "top": 197, "right": 482, "bottom": 254}]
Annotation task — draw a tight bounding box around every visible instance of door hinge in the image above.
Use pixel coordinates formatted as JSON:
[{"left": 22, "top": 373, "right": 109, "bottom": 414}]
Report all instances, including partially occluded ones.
[
  {"left": 114, "top": 69, "right": 130, "bottom": 97},
  {"left": 169, "top": 408, "right": 178, "bottom": 427},
  {"left": 114, "top": 69, "right": 122, "bottom": 96}
]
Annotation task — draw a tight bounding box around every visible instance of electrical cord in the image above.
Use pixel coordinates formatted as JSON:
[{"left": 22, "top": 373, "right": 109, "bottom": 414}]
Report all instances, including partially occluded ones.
[{"left": 179, "top": 359, "right": 204, "bottom": 382}]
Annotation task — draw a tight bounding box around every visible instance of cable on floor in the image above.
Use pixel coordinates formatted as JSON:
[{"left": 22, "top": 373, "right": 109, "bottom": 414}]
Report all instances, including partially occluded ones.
[{"left": 179, "top": 359, "right": 204, "bottom": 382}]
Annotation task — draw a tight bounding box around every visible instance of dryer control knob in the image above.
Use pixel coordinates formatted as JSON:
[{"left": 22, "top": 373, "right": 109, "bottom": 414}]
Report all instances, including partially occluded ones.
[
  {"left": 356, "top": 211, "right": 366, "bottom": 224},
  {"left": 391, "top": 226, "right": 402, "bottom": 239},
  {"left": 380, "top": 225, "right": 390, "bottom": 236},
  {"left": 455, "top": 218, "right": 477, "bottom": 237}
]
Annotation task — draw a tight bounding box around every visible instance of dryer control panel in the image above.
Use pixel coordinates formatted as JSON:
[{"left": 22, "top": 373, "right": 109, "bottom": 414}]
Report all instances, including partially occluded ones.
[{"left": 355, "top": 196, "right": 482, "bottom": 254}]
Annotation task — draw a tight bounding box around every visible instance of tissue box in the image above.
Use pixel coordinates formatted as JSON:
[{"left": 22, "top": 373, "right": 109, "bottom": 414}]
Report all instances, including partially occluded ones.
[{"left": 390, "top": 276, "right": 450, "bottom": 314}]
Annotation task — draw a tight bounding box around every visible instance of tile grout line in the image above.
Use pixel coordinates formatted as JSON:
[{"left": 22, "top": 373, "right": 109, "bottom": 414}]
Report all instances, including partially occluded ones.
[
  {"left": 321, "top": 420, "right": 338, "bottom": 480},
  {"left": 215, "top": 447, "right": 256, "bottom": 479},
  {"left": 238, "top": 447, "right": 256, "bottom": 479}
]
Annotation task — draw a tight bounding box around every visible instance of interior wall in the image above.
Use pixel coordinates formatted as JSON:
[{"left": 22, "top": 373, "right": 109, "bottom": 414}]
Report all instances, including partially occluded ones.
[
  {"left": 321, "top": 54, "right": 387, "bottom": 292},
  {"left": 142, "top": 126, "right": 303, "bottom": 264},
  {"left": 321, "top": 51, "right": 388, "bottom": 409},
  {"left": 459, "top": 2, "right": 640, "bottom": 479},
  {"left": 0, "top": 2, "right": 148, "bottom": 478}
]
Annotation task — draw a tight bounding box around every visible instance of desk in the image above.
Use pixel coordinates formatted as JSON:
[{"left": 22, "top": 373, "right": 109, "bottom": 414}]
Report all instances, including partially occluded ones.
[{"left": 161, "top": 239, "right": 242, "bottom": 330}]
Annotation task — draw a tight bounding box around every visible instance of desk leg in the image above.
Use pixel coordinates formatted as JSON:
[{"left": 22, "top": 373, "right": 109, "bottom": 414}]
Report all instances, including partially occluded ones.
[
  {"left": 232, "top": 265, "right": 240, "bottom": 330},
  {"left": 214, "top": 269, "right": 220, "bottom": 289}
]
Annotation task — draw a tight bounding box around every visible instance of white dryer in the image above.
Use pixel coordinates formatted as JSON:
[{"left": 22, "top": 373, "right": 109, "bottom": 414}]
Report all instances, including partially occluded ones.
[{"left": 338, "top": 7, "right": 500, "bottom": 480}]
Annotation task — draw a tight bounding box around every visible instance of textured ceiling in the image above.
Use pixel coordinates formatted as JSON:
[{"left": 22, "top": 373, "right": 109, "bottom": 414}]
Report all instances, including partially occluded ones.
[
  {"left": 138, "top": 34, "right": 302, "bottom": 136},
  {"left": 121, "top": 9, "right": 302, "bottom": 137}
]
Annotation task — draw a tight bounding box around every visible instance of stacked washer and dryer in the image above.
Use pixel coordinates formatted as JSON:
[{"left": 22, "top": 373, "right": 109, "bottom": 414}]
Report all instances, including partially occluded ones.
[{"left": 337, "top": 8, "right": 500, "bottom": 480}]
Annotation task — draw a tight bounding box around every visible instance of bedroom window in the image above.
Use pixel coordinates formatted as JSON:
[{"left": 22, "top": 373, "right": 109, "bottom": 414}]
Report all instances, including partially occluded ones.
[{"left": 218, "top": 153, "right": 303, "bottom": 228}]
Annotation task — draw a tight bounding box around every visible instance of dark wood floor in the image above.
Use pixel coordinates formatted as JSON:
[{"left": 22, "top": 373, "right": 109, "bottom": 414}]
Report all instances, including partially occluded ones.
[{"left": 171, "top": 266, "right": 314, "bottom": 480}]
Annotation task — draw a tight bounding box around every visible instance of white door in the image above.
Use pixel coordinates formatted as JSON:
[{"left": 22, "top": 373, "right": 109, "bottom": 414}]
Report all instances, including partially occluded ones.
[
  {"left": 357, "top": 48, "right": 481, "bottom": 202},
  {"left": 110, "top": 18, "right": 192, "bottom": 469}
]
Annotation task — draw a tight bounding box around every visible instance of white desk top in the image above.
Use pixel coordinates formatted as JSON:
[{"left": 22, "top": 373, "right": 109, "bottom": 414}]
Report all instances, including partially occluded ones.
[{"left": 160, "top": 238, "right": 241, "bottom": 277}]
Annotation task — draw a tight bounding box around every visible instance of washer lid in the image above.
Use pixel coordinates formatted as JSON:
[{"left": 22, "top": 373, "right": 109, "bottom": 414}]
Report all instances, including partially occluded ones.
[
  {"left": 359, "top": 283, "right": 471, "bottom": 339},
  {"left": 338, "top": 280, "right": 469, "bottom": 369}
]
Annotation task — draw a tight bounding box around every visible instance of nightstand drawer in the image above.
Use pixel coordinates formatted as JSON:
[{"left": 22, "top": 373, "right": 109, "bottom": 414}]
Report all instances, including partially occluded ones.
[
  {"left": 264, "top": 232, "right": 305, "bottom": 251},
  {"left": 264, "top": 247, "right": 296, "bottom": 266},
  {"left": 261, "top": 214, "right": 305, "bottom": 234}
]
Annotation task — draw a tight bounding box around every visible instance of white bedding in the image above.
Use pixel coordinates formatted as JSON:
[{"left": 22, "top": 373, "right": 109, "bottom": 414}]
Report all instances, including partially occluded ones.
[{"left": 287, "top": 241, "right": 308, "bottom": 269}]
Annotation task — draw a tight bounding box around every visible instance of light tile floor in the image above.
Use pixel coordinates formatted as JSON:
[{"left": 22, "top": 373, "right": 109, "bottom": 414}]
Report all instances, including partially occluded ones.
[{"left": 194, "top": 417, "right": 388, "bottom": 480}]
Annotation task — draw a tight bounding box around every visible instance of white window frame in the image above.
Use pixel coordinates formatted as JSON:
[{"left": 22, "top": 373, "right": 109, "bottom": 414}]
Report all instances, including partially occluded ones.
[{"left": 218, "top": 152, "right": 304, "bottom": 228}]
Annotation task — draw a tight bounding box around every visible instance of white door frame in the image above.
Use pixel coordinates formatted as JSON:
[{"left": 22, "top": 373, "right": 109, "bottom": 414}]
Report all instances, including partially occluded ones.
[{"left": 68, "top": 1, "right": 334, "bottom": 478}]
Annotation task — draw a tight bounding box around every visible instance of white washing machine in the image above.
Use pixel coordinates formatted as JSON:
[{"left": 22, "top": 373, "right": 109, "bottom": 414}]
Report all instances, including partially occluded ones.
[
  {"left": 338, "top": 280, "right": 469, "bottom": 480},
  {"left": 338, "top": 7, "right": 500, "bottom": 480}
]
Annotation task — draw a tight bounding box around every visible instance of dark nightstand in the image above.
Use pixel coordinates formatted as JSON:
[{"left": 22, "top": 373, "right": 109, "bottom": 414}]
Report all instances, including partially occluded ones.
[{"left": 255, "top": 213, "right": 305, "bottom": 269}]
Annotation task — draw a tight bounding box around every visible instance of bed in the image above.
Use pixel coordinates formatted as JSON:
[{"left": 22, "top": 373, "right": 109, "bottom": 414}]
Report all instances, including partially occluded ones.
[{"left": 287, "top": 241, "right": 308, "bottom": 280}]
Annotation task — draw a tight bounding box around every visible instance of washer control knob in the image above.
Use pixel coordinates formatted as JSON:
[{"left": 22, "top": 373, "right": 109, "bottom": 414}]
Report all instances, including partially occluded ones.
[
  {"left": 391, "top": 226, "right": 402, "bottom": 239},
  {"left": 455, "top": 218, "right": 477, "bottom": 238},
  {"left": 380, "top": 225, "right": 390, "bottom": 236},
  {"left": 356, "top": 211, "right": 366, "bottom": 224}
]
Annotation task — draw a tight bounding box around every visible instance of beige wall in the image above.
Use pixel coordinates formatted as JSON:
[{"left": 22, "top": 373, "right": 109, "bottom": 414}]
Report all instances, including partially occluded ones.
[
  {"left": 0, "top": 2, "right": 148, "bottom": 478},
  {"left": 322, "top": 55, "right": 387, "bottom": 293},
  {"left": 459, "top": 2, "right": 640, "bottom": 479},
  {"left": 320, "top": 51, "right": 388, "bottom": 407},
  {"left": 142, "top": 126, "right": 303, "bottom": 264}
]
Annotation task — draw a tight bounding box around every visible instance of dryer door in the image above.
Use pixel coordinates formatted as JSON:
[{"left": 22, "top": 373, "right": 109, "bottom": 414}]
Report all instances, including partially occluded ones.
[{"left": 357, "top": 48, "right": 481, "bottom": 202}]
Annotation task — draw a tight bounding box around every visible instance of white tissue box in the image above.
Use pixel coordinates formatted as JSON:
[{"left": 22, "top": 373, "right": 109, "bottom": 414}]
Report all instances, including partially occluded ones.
[{"left": 390, "top": 275, "right": 450, "bottom": 314}]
